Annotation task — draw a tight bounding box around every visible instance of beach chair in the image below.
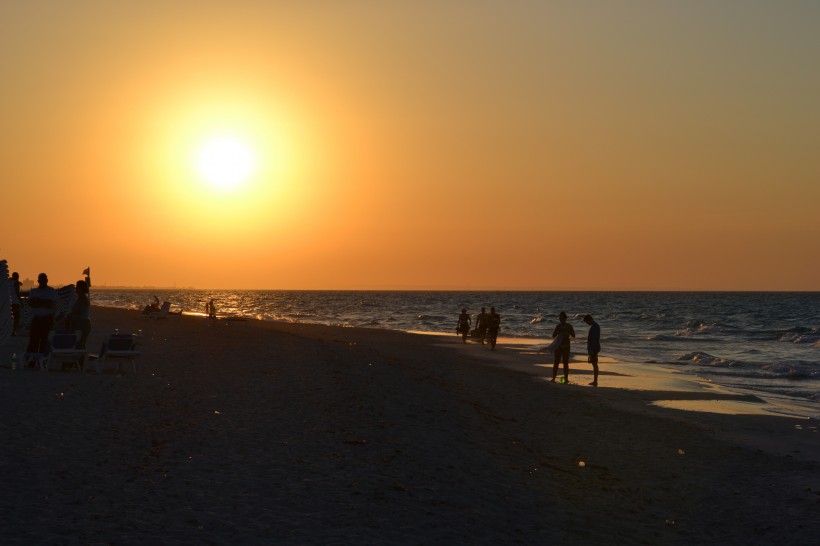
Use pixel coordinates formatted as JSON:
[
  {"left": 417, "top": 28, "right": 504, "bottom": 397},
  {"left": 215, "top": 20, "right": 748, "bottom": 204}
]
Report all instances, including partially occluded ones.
[
  {"left": 44, "top": 330, "right": 86, "bottom": 372},
  {"left": 90, "top": 333, "right": 142, "bottom": 374}
]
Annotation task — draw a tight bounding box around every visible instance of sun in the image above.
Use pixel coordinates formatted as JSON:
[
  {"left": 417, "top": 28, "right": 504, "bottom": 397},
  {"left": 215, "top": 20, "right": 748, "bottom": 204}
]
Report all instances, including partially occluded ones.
[{"left": 195, "top": 136, "right": 257, "bottom": 189}]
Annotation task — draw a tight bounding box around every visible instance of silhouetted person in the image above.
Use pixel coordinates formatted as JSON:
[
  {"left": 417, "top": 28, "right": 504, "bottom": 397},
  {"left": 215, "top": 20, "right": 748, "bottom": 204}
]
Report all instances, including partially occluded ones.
[
  {"left": 27, "top": 273, "right": 57, "bottom": 366},
  {"left": 9, "top": 272, "right": 21, "bottom": 335},
  {"left": 551, "top": 311, "right": 575, "bottom": 383},
  {"left": 487, "top": 307, "right": 501, "bottom": 350},
  {"left": 476, "top": 307, "right": 490, "bottom": 344},
  {"left": 68, "top": 270, "right": 92, "bottom": 349},
  {"left": 456, "top": 308, "right": 471, "bottom": 343},
  {"left": 207, "top": 299, "right": 217, "bottom": 319},
  {"left": 584, "top": 314, "right": 601, "bottom": 386},
  {"left": 143, "top": 296, "right": 160, "bottom": 314}
]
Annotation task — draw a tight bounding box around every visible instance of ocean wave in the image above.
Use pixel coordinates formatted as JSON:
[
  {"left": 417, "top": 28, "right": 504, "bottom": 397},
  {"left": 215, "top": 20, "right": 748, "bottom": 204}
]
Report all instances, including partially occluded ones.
[
  {"left": 695, "top": 361, "right": 819, "bottom": 381},
  {"left": 711, "top": 381, "right": 820, "bottom": 403},
  {"left": 639, "top": 312, "right": 668, "bottom": 320},
  {"left": 778, "top": 326, "right": 820, "bottom": 344},
  {"left": 763, "top": 388, "right": 820, "bottom": 403},
  {"left": 761, "top": 362, "right": 820, "bottom": 379},
  {"left": 416, "top": 314, "right": 449, "bottom": 322},
  {"left": 696, "top": 369, "right": 775, "bottom": 380},
  {"left": 677, "top": 351, "right": 737, "bottom": 367},
  {"left": 529, "top": 316, "right": 543, "bottom": 324},
  {"left": 681, "top": 352, "right": 820, "bottom": 381},
  {"left": 648, "top": 334, "right": 701, "bottom": 342},
  {"left": 782, "top": 326, "right": 814, "bottom": 333},
  {"left": 674, "top": 319, "right": 741, "bottom": 337},
  {"left": 677, "top": 352, "right": 819, "bottom": 379}
]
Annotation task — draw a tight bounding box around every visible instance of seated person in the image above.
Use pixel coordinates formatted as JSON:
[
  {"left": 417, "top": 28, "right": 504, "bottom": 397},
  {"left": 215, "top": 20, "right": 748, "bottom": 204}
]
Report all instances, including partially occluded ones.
[{"left": 143, "top": 296, "right": 161, "bottom": 314}]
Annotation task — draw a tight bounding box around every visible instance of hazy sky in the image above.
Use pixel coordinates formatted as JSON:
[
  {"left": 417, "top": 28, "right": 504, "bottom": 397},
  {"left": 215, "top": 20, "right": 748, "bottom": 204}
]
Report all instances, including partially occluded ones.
[{"left": 2, "top": 1, "right": 819, "bottom": 290}]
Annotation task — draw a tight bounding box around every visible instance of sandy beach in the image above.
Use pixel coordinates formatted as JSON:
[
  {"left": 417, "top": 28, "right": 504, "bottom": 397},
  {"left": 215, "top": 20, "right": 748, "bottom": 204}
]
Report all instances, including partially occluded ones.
[{"left": 1, "top": 307, "right": 818, "bottom": 544}]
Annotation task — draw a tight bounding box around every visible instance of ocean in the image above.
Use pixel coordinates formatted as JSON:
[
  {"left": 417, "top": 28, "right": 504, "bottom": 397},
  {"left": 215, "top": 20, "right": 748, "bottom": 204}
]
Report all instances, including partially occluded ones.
[{"left": 92, "top": 289, "right": 820, "bottom": 417}]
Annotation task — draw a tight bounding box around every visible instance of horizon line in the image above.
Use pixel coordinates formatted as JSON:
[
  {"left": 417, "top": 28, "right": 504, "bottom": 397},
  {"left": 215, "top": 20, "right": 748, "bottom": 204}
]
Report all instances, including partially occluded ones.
[{"left": 88, "top": 286, "right": 820, "bottom": 293}]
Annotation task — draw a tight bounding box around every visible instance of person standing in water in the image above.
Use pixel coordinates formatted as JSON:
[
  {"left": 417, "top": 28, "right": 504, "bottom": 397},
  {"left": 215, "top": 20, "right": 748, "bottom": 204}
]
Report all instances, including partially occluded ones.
[
  {"left": 584, "top": 314, "right": 601, "bottom": 386},
  {"left": 551, "top": 311, "right": 575, "bottom": 383},
  {"left": 456, "top": 308, "right": 471, "bottom": 343}
]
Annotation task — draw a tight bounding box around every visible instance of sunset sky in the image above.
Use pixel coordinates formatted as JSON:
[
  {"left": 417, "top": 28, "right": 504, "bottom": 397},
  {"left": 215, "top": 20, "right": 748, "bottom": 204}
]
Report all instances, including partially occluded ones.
[{"left": 2, "top": 1, "right": 818, "bottom": 290}]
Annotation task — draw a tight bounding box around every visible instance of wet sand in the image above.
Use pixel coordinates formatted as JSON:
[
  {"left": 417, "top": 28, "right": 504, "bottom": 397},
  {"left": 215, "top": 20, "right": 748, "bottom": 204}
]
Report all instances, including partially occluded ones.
[{"left": 1, "top": 307, "right": 818, "bottom": 544}]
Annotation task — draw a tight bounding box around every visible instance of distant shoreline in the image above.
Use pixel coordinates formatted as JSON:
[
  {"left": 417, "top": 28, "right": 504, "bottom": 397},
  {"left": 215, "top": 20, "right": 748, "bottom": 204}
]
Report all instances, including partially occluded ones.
[{"left": 91, "top": 287, "right": 820, "bottom": 293}]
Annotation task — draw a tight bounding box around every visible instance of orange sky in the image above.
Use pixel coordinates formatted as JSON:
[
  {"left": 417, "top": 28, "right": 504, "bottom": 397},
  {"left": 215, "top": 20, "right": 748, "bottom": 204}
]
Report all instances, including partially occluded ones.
[{"left": 2, "top": 2, "right": 819, "bottom": 290}]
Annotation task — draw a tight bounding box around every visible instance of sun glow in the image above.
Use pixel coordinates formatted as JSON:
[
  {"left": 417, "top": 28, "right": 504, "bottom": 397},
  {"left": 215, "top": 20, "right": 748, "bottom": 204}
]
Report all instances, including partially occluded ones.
[
  {"left": 127, "top": 84, "right": 335, "bottom": 246},
  {"left": 195, "top": 136, "right": 257, "bottom": 189}
]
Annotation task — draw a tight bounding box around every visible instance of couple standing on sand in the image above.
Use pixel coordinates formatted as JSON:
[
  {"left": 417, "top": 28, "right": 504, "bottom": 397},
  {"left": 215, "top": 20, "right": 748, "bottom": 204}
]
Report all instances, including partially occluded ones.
[{"left": 548, "top": 312, "right": 601, "bottom": 386}]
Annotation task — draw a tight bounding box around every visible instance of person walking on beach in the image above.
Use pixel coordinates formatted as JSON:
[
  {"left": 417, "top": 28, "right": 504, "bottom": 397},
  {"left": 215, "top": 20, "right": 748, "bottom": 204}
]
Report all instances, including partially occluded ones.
[
  {"left": 476, "top": 307, "right": 490, "bottom": 344},
  {"left": 26, "top": 273, "right": 57, "bottom": 366},
  {"left": 584, "top": 314, "right": 601, "bottom": 386},
  {"left": 206, "top": 299, "right": 217, "bottom": 319},
  {"left": 487, "top": 307, "right": 501, "bottom": 350},
  {"left": 456, "top": 308, "right": 471, "bottom": 343},
  {"left": 551, "top": 311, "right": 575, "bottom": 383},
  {"left": 9, "top": 272, "right": 22, "bottom": 335}
]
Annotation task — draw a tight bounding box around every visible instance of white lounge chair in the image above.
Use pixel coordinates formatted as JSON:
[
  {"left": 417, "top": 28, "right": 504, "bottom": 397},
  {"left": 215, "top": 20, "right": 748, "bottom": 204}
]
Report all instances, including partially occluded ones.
[
  {"left": 90, "top": 333, "right": 142, "bottom": 374},
  {"left": 44, "top": 330, "right": 86, "bottom": 372}
]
